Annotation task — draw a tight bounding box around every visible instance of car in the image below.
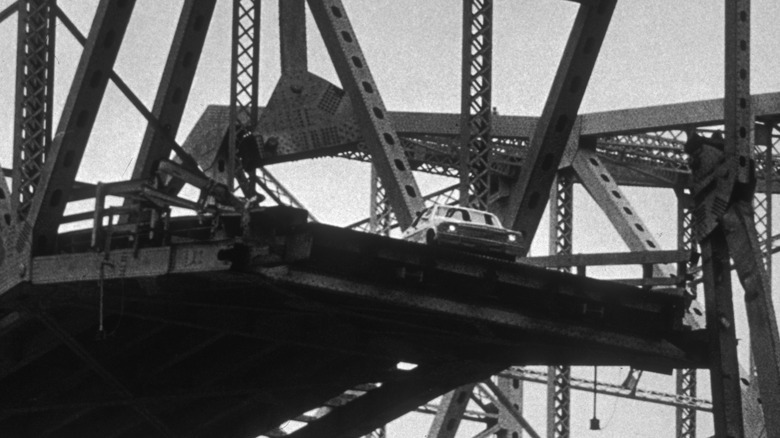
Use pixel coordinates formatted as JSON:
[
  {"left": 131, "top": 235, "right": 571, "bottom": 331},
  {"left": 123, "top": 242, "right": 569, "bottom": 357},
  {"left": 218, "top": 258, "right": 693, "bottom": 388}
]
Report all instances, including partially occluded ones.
[{"left": 402, "top": 204, "right": 525, "bottom": 259}]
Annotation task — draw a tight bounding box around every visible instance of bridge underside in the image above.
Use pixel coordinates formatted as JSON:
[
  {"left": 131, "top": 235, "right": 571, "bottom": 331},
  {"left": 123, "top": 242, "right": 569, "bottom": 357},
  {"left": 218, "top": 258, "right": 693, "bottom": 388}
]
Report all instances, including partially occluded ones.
[{"left": 0, "top": 209, "right": 704, "bottom": 438}]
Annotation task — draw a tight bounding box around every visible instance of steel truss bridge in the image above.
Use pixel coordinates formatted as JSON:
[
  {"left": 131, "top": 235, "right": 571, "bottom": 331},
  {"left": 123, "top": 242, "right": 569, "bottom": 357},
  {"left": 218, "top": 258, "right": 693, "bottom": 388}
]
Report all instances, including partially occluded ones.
[{"left": 0, "top": 1, "right": 779, "bottom": 437}]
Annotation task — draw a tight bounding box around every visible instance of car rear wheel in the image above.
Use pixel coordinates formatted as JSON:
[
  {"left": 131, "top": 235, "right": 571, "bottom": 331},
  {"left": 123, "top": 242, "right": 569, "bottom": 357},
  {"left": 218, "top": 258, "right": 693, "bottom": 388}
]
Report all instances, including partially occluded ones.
[{"left": 426, "top": 229, "right": 437, "bottom": 245}]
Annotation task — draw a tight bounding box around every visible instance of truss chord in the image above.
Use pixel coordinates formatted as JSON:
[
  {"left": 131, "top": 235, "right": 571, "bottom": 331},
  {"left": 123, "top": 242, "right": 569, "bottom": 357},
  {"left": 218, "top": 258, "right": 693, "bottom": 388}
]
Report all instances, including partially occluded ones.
[
  {"left": 307, "top": 0, "right": 424, "bottom": 229},
  {"left": 499, "top": 0, "right": 617, "bottom": 243}
]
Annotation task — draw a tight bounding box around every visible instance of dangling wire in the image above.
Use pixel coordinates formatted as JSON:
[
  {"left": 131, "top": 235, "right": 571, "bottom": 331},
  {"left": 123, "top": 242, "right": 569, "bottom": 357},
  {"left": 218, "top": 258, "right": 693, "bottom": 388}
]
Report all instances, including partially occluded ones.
[{"left": 590, "top": 366, "right": 601, "bottom": 430}]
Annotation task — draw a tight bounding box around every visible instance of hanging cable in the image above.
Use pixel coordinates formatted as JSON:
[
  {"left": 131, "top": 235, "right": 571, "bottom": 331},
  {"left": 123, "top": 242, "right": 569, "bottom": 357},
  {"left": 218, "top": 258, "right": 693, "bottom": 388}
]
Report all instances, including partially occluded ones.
[{"left": 590, "top": 366, "right": 601, "bottom": 430}]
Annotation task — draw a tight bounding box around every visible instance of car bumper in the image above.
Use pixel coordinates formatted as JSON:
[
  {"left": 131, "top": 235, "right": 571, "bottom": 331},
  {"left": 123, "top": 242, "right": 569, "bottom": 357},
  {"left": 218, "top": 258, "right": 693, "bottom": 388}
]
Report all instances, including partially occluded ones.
[{"left": 436, "top": 232, "right": 525, "bottom": 257}]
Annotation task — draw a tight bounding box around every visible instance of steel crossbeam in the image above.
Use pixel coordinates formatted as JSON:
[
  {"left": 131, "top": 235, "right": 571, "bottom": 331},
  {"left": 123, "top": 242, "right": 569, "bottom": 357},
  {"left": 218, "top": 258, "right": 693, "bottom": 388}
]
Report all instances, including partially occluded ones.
[
  {"left": 22, "top": 0, "right": 135, "bottom": 256},
  {"left": 131, "top": 0, "right": 217, "bottom": 182},
  {"left": 13, "top": 0, "right": 55, "bottom": 223},
  {"left": 307, "top": 0, "right": 424, "bottom": 229},
  {"left": 459, "top": 0, "right": 493, "bottom": 210}
]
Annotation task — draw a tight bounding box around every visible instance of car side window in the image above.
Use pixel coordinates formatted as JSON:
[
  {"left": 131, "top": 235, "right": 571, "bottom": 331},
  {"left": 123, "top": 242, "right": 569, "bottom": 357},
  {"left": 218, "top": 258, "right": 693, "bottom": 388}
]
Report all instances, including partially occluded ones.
[
  {"left": 483, "top": 214, "right": 494, "bottom": 226},
  {"left": 446, "top": 208, "right": 471, "bottom": 222}
]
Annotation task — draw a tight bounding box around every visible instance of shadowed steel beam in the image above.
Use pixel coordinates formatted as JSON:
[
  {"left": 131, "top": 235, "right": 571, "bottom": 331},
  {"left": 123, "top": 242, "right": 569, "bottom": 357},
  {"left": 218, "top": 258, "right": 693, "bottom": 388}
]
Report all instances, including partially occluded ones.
[
  {"left": 307, "top": 0, "right": 424, "bottom": 229},
  {"left": 700, "top": 229, "right": 745, "bottom": 438},
  {"left": 0, "top": 165, "right": 17, "bottom": 293},
  {"left": 500, "top": 0, "right": 616, "bottom": 244},
  {"left": 285, "top": 361, "right": 507, "bottom": 438},
  {"left": 23, "top": 0, "right": 135, "bottom": 256},
  {"left": 30, "top": 309, "right": 175, "bottom": 437},
  {"left": 459, "top": 0, "right": 492, "bottom": 209},
  {"left": 280, "top": 0, "right": 306, "bottom": 74},
  {"left": 723, "top": 201, "right": 780, "bottom": 435},
  {"left": 427, "top": 384, "right": 476, "bottom": 438},
  {"left": 482, "top": 380, "right": 541, "bottom": 438},
  {"left": 13, "top": 0, "right": 55, "bottom": 223},
  {"left": 131, "top": 0, "right": 217, "bottom": 181}
]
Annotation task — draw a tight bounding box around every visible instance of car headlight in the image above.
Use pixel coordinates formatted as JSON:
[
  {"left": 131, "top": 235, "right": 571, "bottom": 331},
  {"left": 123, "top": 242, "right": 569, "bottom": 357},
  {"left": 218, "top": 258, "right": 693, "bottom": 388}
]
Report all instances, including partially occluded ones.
[
  {"left": 507, "top": 234, "right": 517, "bottom": 242},
  {"left": 447, "top": 224, "right": 457, "bottom": 232}
]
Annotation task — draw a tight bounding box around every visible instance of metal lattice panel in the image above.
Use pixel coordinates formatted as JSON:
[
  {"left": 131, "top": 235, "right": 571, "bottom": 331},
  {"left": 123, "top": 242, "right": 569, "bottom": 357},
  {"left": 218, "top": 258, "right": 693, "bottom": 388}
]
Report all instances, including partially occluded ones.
[
  {"left": 547, "top": 173, "right": 573, "bottom": 438},
  {"left": 459, "top": 0, "right": 493, "bottom": 209},
  {"left": 369, "top": 165, "right": 393, "bottom": 236},
  {"left": 676, "top": 191, "right": 697, "bottom": 438},
  {"left": 13, "top": 0, "right": 56, "bottom": 221},
  {"left": 229, "top": 0, "right": 260, "bottom": 189}
]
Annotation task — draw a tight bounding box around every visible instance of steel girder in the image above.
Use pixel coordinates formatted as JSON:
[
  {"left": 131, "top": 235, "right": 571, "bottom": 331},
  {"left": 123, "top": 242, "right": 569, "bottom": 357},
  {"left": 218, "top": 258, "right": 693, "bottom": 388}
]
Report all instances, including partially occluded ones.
[
  {"left": 498, "top": 0, "right": 616, "bottom": 243},
  {"left": 675, "top": 192, "right": 697, "bottom": 438},
  {"left": 229, "top": 0, "right": 261, "bottom": 193},
  {"left": 508, "top": 368, "right": 712, "bottom": 412},
  {"left": 21, "top": 0, "right": 135, "bottom": 256},
  {"left": 131, "top": 0, "right": 217, "bottom": 182},
  {"left": 547, "top": 173, "right": 573, "bottom": 438},
  {"left": 13, "top": 0, "right": 55, "bottom": 223},
  {"left": 279, "top": 0, "right": 307, "bottom": 74},
  {"left": 700, "top": 229, "right": 745, "bottom": 438},
  {"left": 283, "top": 361, "right": 507, "bottom": 438},
  {"left": 459, "top": 0, "right": 493, "bottom": 210},
  {"left": 307, "top": 0, "right": 424, "bottom": 229},
  {"left": 426, "top": 384, "right": 476, "bottom": 438},
  {"left": 571, "top": 145, "right": 663, "bottom": 270},
  {"left": 369, "top": 166, "right": 393, "bottom": 236}
]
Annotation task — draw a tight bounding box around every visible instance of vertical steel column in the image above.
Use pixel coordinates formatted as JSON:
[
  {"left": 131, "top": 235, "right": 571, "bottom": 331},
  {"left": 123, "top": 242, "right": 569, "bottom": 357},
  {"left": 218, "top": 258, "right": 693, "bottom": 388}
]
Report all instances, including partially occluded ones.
[
  {"left": 279, "top": 0, "right": 306, "bottom": 75},
  {"left": 497, "top": 374, "right": 525, "bottom": 438},
  {"left": 229, "top": 0, "right": 261, "bottom": 190},
  {"left": 700, "top": 229, "right": 745, "bottom": 438},
  {"left": 547, "top": 172, "right": 573, "bottom": 438},
  {"left": 369, "top": 166, "right": 392, "bottom": 235},
  {"left": 13, "top": 0, "right": 55, "bottom": 222},
  {"left": 675, "top": 191, "right": 696, "bottom": 438},
  {"left": 458, "top": 0, "right": 492, "bottom": 210},
  {"left": 754, "top": 123, "right": 773, "bottom": 275}
]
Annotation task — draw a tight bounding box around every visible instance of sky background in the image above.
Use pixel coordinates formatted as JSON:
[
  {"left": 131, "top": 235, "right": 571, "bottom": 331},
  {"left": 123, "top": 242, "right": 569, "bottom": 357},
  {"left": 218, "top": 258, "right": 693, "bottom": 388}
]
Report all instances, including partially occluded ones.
[{"left": 2, "top": 0, "right": 780, "bottom": 436}]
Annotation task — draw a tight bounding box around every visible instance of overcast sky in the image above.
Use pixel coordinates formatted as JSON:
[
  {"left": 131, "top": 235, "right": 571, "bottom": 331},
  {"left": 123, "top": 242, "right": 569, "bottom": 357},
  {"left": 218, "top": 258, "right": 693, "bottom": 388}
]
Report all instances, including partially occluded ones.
[{"left": 2, "top": 1, "right": 780, "bottom": 437}]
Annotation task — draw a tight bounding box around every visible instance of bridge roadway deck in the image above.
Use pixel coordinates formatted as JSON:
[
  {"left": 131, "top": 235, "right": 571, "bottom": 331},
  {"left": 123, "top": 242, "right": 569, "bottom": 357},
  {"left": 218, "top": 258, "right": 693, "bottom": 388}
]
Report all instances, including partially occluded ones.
[{"left": 0, "top": 209, "right": 705, "bottom": 437}]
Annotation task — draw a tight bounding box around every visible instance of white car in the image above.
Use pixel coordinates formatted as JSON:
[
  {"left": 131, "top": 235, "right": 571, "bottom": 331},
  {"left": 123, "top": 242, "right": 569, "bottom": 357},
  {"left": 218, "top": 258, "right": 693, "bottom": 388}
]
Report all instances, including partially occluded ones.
[{"left": 402, "top": 204, "right": 525, "bottom": 259}]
